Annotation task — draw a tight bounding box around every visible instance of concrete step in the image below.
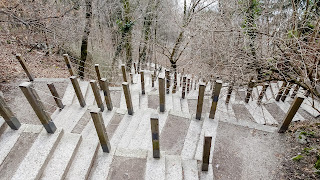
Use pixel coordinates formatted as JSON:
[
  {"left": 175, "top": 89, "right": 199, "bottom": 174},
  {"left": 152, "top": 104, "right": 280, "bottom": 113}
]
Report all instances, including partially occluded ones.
[
  {"left": 65, "top": 138, "right": 99, "bottom": 180},
  {"left": 145, "top": 151, "right": 166, "bottom": 180},
  {"left": 165, "top": 155, "right": 183, "bottom": 180},
  {"left": 181, "top": 98, "right": 190, "bottom": 114},
  {"left": 62, "top": 82, "right": 74, "bottom": 105},
  {"left": 301, "top": 97, "right": 320, "bottom": 118},
  {"left": 11, "top": 128, "right": 64, "bottom": 180},
  {"left": 72, "top": 81, "right": 89, "bottom": 105},
  {"left": 40, "top": 133, "right": 82, "bottom": 180},
  {"left": 275, "top": 100, "right": 305, "bottom": 121},
  {"left": 181, "top": 118, "right": 203, "bottom": 160},
  {"left": 0, "top": 117, "right": 8, "bottom": 137},
  {"left": 84, "top": 83, "right": 95, "bottom": 106},
  {"left": 172, "top": 94, "right": 182, "bottom": 112},
  {"left": 182, "top": 159, "right": 199, "bottom": 180},
  {"left": 54, "top": 105, "right": 87, "bottom": 133}
]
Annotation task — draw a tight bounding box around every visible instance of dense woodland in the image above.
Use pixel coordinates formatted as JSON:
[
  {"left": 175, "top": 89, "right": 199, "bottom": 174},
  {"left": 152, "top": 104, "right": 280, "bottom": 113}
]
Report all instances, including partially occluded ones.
[{"left": 0, "top": 0, "right": 319, "bottom": 101}]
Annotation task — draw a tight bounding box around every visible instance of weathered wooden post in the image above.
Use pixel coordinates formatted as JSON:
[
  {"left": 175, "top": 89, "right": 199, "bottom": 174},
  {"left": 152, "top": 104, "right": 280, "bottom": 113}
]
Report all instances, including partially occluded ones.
[
  {"left": 16, "top": 54, "right": 34, "bottom": 81},
  {"left": 129, "top": 73, "right": 134, "bottom": 84},
  {"left": 291, "top": 84, "right": 300, "bottom": 98},
  {"left": 165, "top": 70, "right": 170, "bottom": 94},
  {"left": 90, "top": 108, "right": 111, "bottom": 152},
  {"left": 133, "top": 63, "right": 137, "bottom": 74},
  {"left": 150, "top": 113, "right": 160, "bottom": 158},
  {"left": 0, "top": 92, "right": 21, "bottom": 130},
  {"left": 90, "top": 80, "right": 104, "bottom": 111},
  {"left": 151, "top": 74, "right": 155, "bottom": 87},
  {"left": 196, "top": 83, "right": 206, "bottom": 120},
  {"left": 121, "top": 64, "right": 128, "bottom": 82},
  {"left": 94, "top": 64, "right": 103, "bottom": 89},
  {"left": 159, "top": 75, "right": 166, "bottom": 112},
  {"left": 140, "top": 71, "right": 145, "bottom": 95},
  {"left": 257, "top": 83, "right": 269, "bottom": 105},
  {"left": 180, "top": 68, "right": 184, "bottom": 87},
  {"left": 278, "top": 94, "right": 305, "bottom": 133},
  {"left": 70, "top": 76, "right": 86, "bottom": 107},
  {"left": 122, "top": 82, "right": 133, "bottom": 115},
  {"left": 182, "top": 76, "right": 187, "bottom": 99},
  {"left": 275, "top": 81, "right": 287, "bottom": 101},
  {"left": 100, "top": 78, "right": 113, "bottom": 111},
  {"left": 245, "top": 80, "right": 255, "bottom": 103},
  {"left": 225, "top": 82, "right": 234, "bottom": 104},
  {"left": 202, "top": 136, "right": 212, "bottom": 171},
  {"left": 47, "top": 83, "right": 65, "bottom": 109},
  {"left": 281, "top": 83, "right": 293, "bottom": 102},
  {"left": 63, "top": 54, "right": 75, "bottom": 76},
  {"left": 172, "top": 72, "right": 177, "bottom": 94},
  {"left": 209, "top": 80, "right": 222, "bottom": 119},
  {"left": 19, "top": 82, "right": 57, "bottom": 133},
  {"left": 187, "top": 78, "right": 191, "bottom": 94}
]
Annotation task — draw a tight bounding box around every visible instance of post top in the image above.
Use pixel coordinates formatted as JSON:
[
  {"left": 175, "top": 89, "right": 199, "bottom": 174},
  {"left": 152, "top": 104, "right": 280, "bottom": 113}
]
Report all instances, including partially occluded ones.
[
  {"left": 70, "top": 76, "right": 77, "bottom": 79},
  {"left": 150, "top": 113, "right": 159, "bottom": 120},
  {"left": 121, "top": 64, "right": 125, "bottom": 67},
  {"left": 296, "top": 94, "right": 305, "bottom": 99},
  {"left": 19, "top": 81, "right": 32, "bottom": 87},
  {"left": 199, "top": 82, "right": 206, "bottom": 86},
  {"left": 216, "top": 80, "right": 223, "bottom": 84},
  {"left": 95, "top": 64, "right": 99, "bottom": 67},
  {"left": 63, "top": 54, "right": 68, "bottom": 57},
  {"left": 90, "top": 80, "right": 96, "bottom": 83},
  {"left": 122, "top": 82, "right": 129, "bottom": 86},
  {"left": 90, "top": 107, "right": 101, "bottom": 114},
  {"left": 100, "top": 78, "right": 107, "bottom": 81},
  {"left": 16, "top": 53, "right": 21, "bottom": 57}
]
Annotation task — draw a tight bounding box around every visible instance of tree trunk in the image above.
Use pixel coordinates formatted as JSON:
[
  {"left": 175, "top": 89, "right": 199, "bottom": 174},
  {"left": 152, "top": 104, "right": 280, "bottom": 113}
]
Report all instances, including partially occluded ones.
[{"left": 79, "top": 0, "right": 92, "bottom": 78}]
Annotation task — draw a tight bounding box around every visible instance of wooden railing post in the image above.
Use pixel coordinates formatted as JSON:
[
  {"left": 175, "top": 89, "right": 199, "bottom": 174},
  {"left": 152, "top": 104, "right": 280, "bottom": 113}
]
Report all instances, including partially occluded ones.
[
  {"left": 63, "top": 54, "right": 75, "bottom": 76},
  {"left": 122, "top": 82, "right": 133, "bottom": 115},
  {"left": 281, "top": 82, "right": 292, "bottom": 102},
  {"left": 133, "top": 62, "right": 137, "bottom": 74},
  {"left": 276, "top": 81, "right": 287, "bottom": 101},
  {"left": 140, "top": 71, "right": 145, "bottom": 95},
  {"left": 150, "top": 113, "right": 160, "bottom": 158},
  {"left": 47, "top": 83, "right": 65, "bottom": 109},
  {"left": 172, "top": 71, "right": 177, "bottom": 93},
  {"left": 129, "top": 73, "right": 134, "bottom": 84},
  {"left": 90, "top": 108, "right": 111, "bottom": 152},
  {"left": 278, "top": 94, "right": 305, "bottom": 133},
  {"left": 121, "top": 64, "right": 128, "bottom": 82},
  {"left": 209, "top": 80, "right": 222, "bottom": 119},
  {"left": 0, "top": 92, "right": 21, "bottom": 130},
  {"left": 257, "top": 83, "right": 269, "bottom": 105},
  {"left": 94, "top": 64, "right": 103, "bottom": 89},
  {"left": 196, "top": 83, "right": 206, "bottom": 120},
  {"left": 19, "top": 82, "right": 57, "bottom": 133},
  {"left": 182, "top": 76, "right": 187, "bottom": 99},
  {"left": 202, "top": 136, "right": 212, "bottom": 171},
  {"left": 291, "top": 84, "right": 300, "bottom": 99},
  {"left": 70, "top": 76, "right": 86, "bottom": 107},
  {"left": 225, "top": 82, "right": 233, "bottom": 104},
  {"left": 245, "top": 80, "right": 255, "bottom": 103},
  {"left": 159, "top": 75, "right": 166, "bottom": 112},
  {"left": 16, "top": 54, "right": 34, "bottom": 81},
  {"left": 100, "top": 78, "right": 113, "bottom": 111},
  {"left": 187, "top": 78, "right": 191, "bottom": 94},
  {"left": 90, "top": 80, "right": 104, "bottom": 112},
  {"left": 151, "top": 74, "right": 155, "bottom": 87}
]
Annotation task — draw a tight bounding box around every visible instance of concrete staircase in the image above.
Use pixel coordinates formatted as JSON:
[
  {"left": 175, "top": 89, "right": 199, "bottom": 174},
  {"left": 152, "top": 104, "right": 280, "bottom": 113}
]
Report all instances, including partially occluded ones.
[{"left": 0, "top": 68, "right": 318, "bottom": 180}]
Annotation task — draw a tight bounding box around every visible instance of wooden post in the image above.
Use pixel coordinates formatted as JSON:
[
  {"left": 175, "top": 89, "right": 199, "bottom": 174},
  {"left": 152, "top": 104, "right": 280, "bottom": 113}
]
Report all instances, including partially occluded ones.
[
  {"left": 151, "top": 74, "right": 155, "bottom": 87},
  {"left": 196, "top": 83, "right": 206, "bottom": 120},
  {"left": 165, "top": 70, "right": 170, "bottom": 94},
  {"left": 90, "top": 80, "right": 104, "bottom": 111},
  {"left": 19, "top": 82, "right": 57, "bottom": 133},
  {"left": 257, "top": 83, "right": 269, "bottom": 105},
  {"left": 281, "top": 83, "right": 292, "bottom": 102},
  {"left": 63, "top": 54, "right": 75, "bottom": 76},
  {"left": 0, "top": 92, "right": 21, "bottom": 130},
  {"left": 100, "top": 78, "right": 113, "bottom": 111},
  {"left": 133, "top": 63, "right": 137, "bottom": 74},
  {"left": 94, "top": 64, "right": 103, "bottom": 89},
  {"left": 209, "top": 80, "right": 222, "bottom": 119},
  {"left": 245, "top": 80, "right": 255, "bottom": 103},
  {"left": 47, "top": 83, "right": 65, "bottom": 109},
  {"left": 278, "top": 94, "right": 305, "bottom": 133},
  {"left": 202, "top": 136, "right": 212, "bottom": 171},
  {"left": 150, "top": 113, "right": 160, "bottom": 158},
  {"left": 172, "top": 72, "right": 177, "bottom": 94},
  {"left": 140, "top": 71, "right": 145, "bottom": 95},
  {"left": 90, "top": 108, "right": 111, "bottom": 152},
  {"left": 275, "top": 81, "right": 287, "bottom": 101},
  {"left": 225, "top": 82, "right": 233, "bottom": 104},
  {"left": 187, "top": 78, "right": 190, "bottom": 94},
  {"left": 70, "top": 76, "right": 86, "bottom": 107},
  {"left": 129, "top": 73, "right": 134, "bottom": 84},
  {"left": 182, "top": 76, "right": 187, "bottom": 99},
  {"left": 122, "top": 82, "right": 133, "bottom": 115},
  {"left": 16, "top": 54, "right": 34, "bottom": 81},
  {"left": 121, "top": 64, "right": 127, "bottom": 82},
  {"left": 291, "top": 84, "right": 300, "bottom": 98},
  {"left": 159, "top": 75, "right": 166, "bottom": 112}
]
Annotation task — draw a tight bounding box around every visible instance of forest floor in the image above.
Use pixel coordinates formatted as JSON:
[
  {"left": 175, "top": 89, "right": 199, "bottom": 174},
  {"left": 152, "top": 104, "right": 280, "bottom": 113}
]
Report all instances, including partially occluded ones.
[{"left": 0, "top": 35, "right": 320, "bottom": 179}]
